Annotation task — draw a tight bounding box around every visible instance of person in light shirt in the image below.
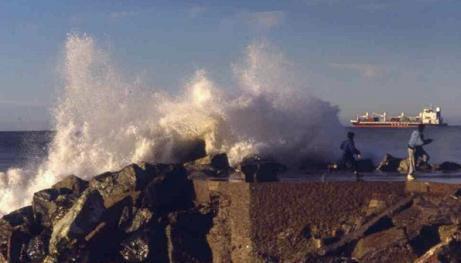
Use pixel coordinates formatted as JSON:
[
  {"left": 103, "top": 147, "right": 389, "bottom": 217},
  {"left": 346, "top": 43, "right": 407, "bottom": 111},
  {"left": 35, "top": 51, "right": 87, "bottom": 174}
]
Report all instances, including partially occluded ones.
[{"left": 407, "top": 124, "right": 433, "bottom": 180}]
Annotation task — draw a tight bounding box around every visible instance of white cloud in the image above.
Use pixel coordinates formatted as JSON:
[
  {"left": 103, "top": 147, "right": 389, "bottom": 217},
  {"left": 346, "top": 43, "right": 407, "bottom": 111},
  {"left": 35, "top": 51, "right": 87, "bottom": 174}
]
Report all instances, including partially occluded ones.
[{"left": 329, "top": 63, "right": 385, "bottom": 79}]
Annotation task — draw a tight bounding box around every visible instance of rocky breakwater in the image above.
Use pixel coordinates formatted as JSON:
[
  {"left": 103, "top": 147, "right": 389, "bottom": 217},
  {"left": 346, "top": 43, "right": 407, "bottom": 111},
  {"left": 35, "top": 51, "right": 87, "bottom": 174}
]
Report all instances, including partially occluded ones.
[{"left": 2, "top": 151, "right": 461, "bottom": 262}]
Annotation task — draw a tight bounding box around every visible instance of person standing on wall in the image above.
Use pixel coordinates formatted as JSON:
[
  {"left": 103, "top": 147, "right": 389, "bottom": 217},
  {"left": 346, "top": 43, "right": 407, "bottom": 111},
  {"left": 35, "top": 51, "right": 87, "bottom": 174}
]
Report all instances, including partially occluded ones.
[{"left": 407, "top": 124, "right": 433, "bottom": 180}]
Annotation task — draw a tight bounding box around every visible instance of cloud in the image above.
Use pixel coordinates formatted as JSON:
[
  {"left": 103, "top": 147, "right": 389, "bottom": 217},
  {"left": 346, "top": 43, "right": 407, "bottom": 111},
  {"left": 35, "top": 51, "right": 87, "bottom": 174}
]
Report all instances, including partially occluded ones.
[
  {"left": 329, "top": 63, "right": 385, "bottom": 79},
  {"left": 188, "top": 5, "right": 207, "bottom": 18}
]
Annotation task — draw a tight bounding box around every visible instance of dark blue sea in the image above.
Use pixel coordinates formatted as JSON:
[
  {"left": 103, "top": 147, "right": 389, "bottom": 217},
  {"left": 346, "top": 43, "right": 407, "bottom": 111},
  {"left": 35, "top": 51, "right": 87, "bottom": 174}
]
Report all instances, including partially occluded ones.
[
  {"left": 0, "top": 127, "right": 461, "bottom": 173},
  {"left": 0, "top": 131, "right": 53, "bottom": 172}
]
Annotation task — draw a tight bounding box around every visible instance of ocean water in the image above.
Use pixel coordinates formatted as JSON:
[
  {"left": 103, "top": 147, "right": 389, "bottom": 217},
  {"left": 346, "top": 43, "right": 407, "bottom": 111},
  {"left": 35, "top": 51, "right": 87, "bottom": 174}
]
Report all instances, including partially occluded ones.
[
  {"left": 1, "top": 127, "right": 460, "bottom": 173},
  {"left": 0, "top": 131, "right": 53, "bottom": 172},
  {"left": 349, "top": 126, "right": 461, "bottom": 164}
]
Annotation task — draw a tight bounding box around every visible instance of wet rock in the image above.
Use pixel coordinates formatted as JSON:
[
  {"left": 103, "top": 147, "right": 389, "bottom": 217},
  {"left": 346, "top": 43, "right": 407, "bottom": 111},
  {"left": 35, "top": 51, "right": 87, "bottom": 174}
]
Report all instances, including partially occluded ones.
[
  {"left": 438, "top": 225, "right": 459, "bottom": 243},
  {"left": 32, "top": 188, "right": 77, "bottom": 228},
  {"left": 125, "top": 208, "right": 153, "bottom": 234},
  {"left": 352, "top": 227, "right": 416, "bottom": 262},
  {"left": 170, "top": 138, "right": 207, "bottom": 163},
  {"left": 166, "top": 209, "right": 213, "bottom": 263},
  {"left": 240, "top": 156, "right": 286, "bottom": 182},
  {"left": 0, "top": 206, "right": 35, "bottom": 260},
  {"left": 49, "top": 190, "right": 105, "bottom": 257},
  {"left": 433, "top": 161, "right": 461, "bottom": 172},
  {"left": 26, "top": 231, "right": 50, "bottom": 262},
  {"left": 89, "top": 163, "right": 155, "bottom": 208},
  {"left": 416, "top": 239, "right": 461, "bottom": 263},
  {"left": 377, "top": 154, "right": 403, "bottom": 172},
  {"left": 186, "top": 153, "right": 231, "bottom": 178},
  {"left": 356, "top": 159, "right": 375, "bottom": 172},
  {"left": 141, "top": 164, "right": 193, "bottom": 212},
  {"left": 52, "top": 175, "right": 89, "bottom": 195},
  {"left": 120, "top": 231, "right": 150, "bottom": 262}
]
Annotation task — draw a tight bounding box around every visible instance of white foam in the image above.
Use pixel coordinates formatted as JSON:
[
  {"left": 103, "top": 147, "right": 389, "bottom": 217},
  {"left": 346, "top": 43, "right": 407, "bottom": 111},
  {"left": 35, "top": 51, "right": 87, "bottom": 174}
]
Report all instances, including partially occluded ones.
[{"left": 0, "top": 34, "right": 343, "bottom": 215}]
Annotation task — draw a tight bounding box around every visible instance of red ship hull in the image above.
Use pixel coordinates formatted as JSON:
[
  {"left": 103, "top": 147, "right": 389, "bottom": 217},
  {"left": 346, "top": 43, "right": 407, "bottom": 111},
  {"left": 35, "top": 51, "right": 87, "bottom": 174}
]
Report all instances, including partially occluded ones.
[{"left": 351, "top": 122, "right": 446, "bottom": 128}]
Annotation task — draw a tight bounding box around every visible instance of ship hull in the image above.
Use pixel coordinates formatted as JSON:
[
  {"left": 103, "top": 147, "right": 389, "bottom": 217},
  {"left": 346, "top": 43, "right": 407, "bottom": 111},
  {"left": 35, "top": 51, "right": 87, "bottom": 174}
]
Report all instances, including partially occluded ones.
[{"left": 351, "top": 122, "right": 447, "bottom": 128}]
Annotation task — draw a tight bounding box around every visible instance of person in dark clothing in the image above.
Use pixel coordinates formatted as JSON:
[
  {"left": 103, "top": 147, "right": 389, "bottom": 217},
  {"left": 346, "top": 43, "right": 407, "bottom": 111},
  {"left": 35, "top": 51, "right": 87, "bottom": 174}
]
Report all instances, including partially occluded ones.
[{"left": 340, "top": 131, "right": 361, "bottom": 176}]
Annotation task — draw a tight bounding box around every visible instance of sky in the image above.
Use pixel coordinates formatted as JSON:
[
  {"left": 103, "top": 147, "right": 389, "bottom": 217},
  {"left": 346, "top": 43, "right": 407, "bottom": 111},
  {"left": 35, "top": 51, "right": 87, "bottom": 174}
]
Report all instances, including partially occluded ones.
[{"left": 0, "top": 0, "right": 461, "bottom": 130}]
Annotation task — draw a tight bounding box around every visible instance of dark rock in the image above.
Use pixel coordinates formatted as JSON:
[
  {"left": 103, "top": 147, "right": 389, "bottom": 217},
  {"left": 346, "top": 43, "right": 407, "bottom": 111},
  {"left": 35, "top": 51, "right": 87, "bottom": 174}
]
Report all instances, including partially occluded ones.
[
  {"left": 120, "top": 231, "right": 150, "bottom": 262},
  {"left": 356, "top": 159, "right": 375, "bottom": 172},
  {"left": 171, "top": 138, "right": 207, "bottom": 163},
  {"left": 0, "top": 206, "right": 35, "bottom": 260},
  {"left": 26, "top": 231, "right": 50, "bottom": 262},
  {"left": 49, "top": 190, "right": 105, "bottom": 257},
  {"left": 166, "top": 209, "right": 213, "bottom": 263},
  {"left": 32, "top": 188, "right": 77, "bottom": 228},
  {"left": 52, "top": 175, "right": 89, "bottom": 195},
  {"left": 352, "top": 227, "right": 416, "bottom": 262},
  {"left": 89, "top": 163, "right": 155, "bottom": 208},
  {"left": 186, "top": 153, "right": 232, "bottom": 178},
  {"left": 125, "top": 208, "right": 153, "bottom": 234},
  {"left": 141, "top": 164, "right": 193, "bottom": 212},
  {"left": 240, "top": 156, "right": 286, "bottom": 182},
  {"left": 8, "top": 228, "right": 31, "bottom": 263},
  {"left": 433, "top": 162, "right": 461, "bottom": 172},
  {"left": 377, "top": 154, "right": 403, "bottom": 172}
]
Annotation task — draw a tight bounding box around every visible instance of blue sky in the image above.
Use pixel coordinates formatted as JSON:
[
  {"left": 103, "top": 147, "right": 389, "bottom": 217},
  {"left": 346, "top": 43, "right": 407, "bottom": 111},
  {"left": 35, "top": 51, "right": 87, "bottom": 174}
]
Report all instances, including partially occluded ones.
[{"left": 0, "top": 0, "right": 461, "bottom": 130}]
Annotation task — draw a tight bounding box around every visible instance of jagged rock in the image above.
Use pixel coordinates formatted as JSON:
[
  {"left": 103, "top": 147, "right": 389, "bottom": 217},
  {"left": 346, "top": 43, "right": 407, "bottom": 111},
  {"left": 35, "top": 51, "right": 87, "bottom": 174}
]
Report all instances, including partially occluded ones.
[
  {"left": 171, "top": 138, "right": 207, "bottom": 163},
  {"left": 89, "top": 163, "right": 156, "bottom": 208},
  {"left": 377, "top": 153, "right": 431, "bottom": 173},
  {"left": 352, "top": 227, "right": 416, "bottom": 262},
  {"left": 0, "top": 206, "right": 35, "bottom": 261},
  {"left": 240, "top": 156, "right": 286, "bottom": 182},
  {"left": 356, "top": 159, "right": 375, "bottom": 172},
  {"left": 120, "top": 231, "right": 150, "bottom": 262},
  {"left": 438, "top": 225, "right": 459, "bottom": 243},
  {"left": 377, "top": 154, "right": 403, "bottom": 172},
  {"left": 433, "top": 162, "right": 461, "bottom": 172},
  {"left": 48, "top": 190, "right": 105, "bottom": 257},
  {"left": 32, "top": 188, "right": 77, "bottom": 228},
  {"left": 186, "top": 153, "right": 231, "bottom": 177},
  {"left": 141, "top": 164, "right": 193, "bottom": 212},
  {"left": 415, "top": 239, "right": 461, "bottom": 263},
  {"left": 52, "top": 175, "right": 89, "bottom": 195},
  {"left": 166, "top": 209, "right": 213, "bottom": 263},
  {"left": 26, "top": 231, "right": 49, "bottom": 262},
  {"left": 125, "top": 208, "right": 153, "bottom": 234}
]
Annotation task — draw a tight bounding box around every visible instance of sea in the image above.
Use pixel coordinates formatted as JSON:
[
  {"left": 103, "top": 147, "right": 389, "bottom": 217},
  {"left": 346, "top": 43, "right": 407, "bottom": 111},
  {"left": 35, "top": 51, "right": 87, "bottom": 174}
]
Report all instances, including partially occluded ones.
[{"left": 1, "top": 127, "right": 460, "bottom": 173}]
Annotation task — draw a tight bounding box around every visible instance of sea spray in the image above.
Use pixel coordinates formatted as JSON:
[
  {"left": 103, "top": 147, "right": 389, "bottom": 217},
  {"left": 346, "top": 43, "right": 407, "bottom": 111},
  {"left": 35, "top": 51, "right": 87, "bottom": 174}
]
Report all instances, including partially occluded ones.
[{"left": 0, "top": 34, "right": 343, "bottom": 215}]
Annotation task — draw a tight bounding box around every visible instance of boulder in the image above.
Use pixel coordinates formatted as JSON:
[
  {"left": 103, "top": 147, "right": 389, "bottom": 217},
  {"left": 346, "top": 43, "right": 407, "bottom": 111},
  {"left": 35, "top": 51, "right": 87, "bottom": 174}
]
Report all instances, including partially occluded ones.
[
  {"left": 141, "top": 164, "right": 193, "bottom": 212},
  {"left": 352, "top": 227, "right": 416, "bottom": 262},
  {"left": 166, "top": 209, "right": 213, "bottom": 263},
  {"left": 125, "top": 208, "right": 153, "bottom": 234},
  {"left": 186, "top": 153, "right": 231, "bottom": 178},
  {"left": 52, "top": 175, "right": 88, "bottom": 195},
  {"left": 120, "top": 231, "right": 150, "bottom": 262},
  {"left": 89, "top": 163, "right": 156, "bottom": 208},
  {"left": 240, "top": 156, "right": 286, "bottom": 182},
  {"left": 0, "top": 206, "right": 35, "bottom": 261},
  {"left": 356, "top": 159, "right": 375, "bottom": 172},
  {"left": 377, "top": 154, "right": 403, "bottom": 172},
  {"left": 48, "top": 190, "right": 105, "bottom": 257},
  {"left": 433, "top": 162, "right": 461, "bottom": 172},
  {"left": 170, "top": 138, "right": 207, "bottom": 163},
  {"left": 32, "top": 188, "right": 77, "bottom": 228},
  {"left": 26, "top": 231, "right": 50, "bottom": 263}
]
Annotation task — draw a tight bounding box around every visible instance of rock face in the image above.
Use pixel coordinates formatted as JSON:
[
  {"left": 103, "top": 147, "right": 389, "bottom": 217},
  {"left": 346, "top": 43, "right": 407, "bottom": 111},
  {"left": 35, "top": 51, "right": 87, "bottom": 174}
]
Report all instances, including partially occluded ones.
[
  {"left": 3, "top": 159, "right": 461, "bottom": 262},
  {"left": 240, "top": 156, "right": 286, "bottom": 182},
  {"left": 377, "top": 153, "right": 433, "bottom": 173}
]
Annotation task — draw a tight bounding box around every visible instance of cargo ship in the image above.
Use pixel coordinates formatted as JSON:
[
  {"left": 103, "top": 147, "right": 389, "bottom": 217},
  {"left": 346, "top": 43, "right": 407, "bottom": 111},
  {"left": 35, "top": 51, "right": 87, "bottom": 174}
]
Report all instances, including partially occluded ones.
[{"left": 351, "top": 106, "right": 447, "bottom": 128}]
